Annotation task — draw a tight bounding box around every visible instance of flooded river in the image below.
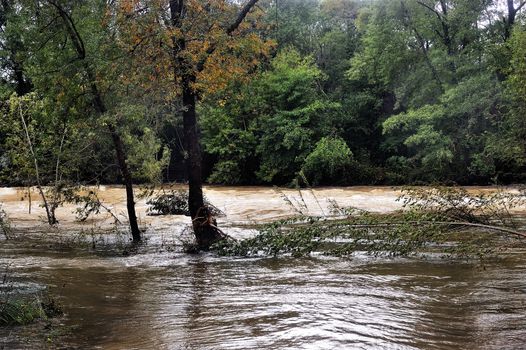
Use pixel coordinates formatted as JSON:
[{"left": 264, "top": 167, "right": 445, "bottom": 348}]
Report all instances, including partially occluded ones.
[{"left": 1, "top": 186, "right": 526, "bottom": 349}]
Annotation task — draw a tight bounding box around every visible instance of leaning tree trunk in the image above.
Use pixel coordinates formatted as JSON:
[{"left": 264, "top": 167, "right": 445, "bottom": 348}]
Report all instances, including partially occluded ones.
[
  {"left": 91, "top": 82, "right": 141, "bottom": 242},
  {"left": 50, "top": 0, "right": 142, "bottom": 242},
  {"left": 108, "top": 124, "right": 141, "bottom": 241}
]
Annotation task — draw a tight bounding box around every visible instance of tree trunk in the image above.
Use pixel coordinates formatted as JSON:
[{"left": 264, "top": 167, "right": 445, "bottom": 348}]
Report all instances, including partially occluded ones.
[
  {"left": 182, "top": 76, "right": 203, "bottom": 219},
  {"left": 505, "top": 0, "right": 526, "bottom": 39},
  {"left": 19, "top": 102, "right": 56, "bottom": 225},
  {"left": 87, "top": 69, "right": 141, "bottom": 242},
  {"left": 182, "top": 75, "right": 223, "bottom": 250},
  {"left": 108, "top": 124, "right": 141, "bottom": 241},
  {"left": 88, "top": 71, "right": 141, "bottom": 242}
]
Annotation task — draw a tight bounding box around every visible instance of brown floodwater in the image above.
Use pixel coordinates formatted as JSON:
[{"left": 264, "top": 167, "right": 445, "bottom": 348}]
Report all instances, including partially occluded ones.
[{"left": 1, "top": 186, "right": 526, "bottom": 349}]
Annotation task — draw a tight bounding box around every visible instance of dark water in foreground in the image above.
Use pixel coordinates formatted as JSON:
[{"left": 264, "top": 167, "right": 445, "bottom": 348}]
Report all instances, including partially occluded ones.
[{"left": 1, "top": 232, "right": 526, "bottom": 350}]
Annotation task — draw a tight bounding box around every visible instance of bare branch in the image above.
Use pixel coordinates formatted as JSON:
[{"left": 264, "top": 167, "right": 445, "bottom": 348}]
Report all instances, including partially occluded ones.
[
  {"left": 416, "top": 0, "right": 443, "bottom": 20},
  {"left": 227, "top": 0, "right": 259, "bottom": 35}
]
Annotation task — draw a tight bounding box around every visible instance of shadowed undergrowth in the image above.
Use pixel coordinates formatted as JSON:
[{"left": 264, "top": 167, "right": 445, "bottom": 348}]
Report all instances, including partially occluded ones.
[{"left": 1, "top": 266, "right": 62, "bottom": 327}]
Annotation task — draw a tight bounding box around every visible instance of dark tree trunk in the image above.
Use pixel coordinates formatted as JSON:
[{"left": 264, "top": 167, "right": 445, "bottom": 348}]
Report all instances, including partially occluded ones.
[
  {"left": 50, "top": 0, "right": 141, "bottom": 241},
  {"left": 505, "top": 0, "right": 526, "bottom": 39},
  {"left": 169, "top": 0, "right": 260, "bottom": 250},
  {"left": 108, "top": 124, "right": 141, "bottom": 241},
  {"left": 182, "top": 76, "right": 204, "bottom": 219},
  {"left": 181, "top": 76, "right": 223, "bottom": 249},
  {"left": 88, "top": 70, "right": 141, "bottom": 242}
]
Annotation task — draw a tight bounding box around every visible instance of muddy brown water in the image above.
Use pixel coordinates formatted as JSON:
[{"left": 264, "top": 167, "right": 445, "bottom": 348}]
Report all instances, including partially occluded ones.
[{"left": 1, "top": 186, "right": 526, "bottom": 349}]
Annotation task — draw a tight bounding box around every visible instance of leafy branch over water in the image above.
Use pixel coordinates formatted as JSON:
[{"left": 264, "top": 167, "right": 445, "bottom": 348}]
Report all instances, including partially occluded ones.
[{"left": 213, "top": 187, "right": 526, "bottom": 258}]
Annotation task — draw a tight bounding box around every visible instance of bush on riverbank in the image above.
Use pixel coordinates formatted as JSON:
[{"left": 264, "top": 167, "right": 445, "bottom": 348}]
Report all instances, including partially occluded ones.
[
  {"left": 0, "top": 205, "right": 10, "bottom": 239},
  {"left": 1, "top": 266, "right": 62, "bottom": 326}
]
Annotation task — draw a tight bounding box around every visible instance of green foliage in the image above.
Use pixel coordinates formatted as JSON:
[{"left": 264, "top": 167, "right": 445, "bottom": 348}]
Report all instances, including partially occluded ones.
[
  {"left": 382, "top": 73, "right": 504, "bottom": 182},
  {"left": 116, "top": 106, "right": 171, "bottom": 184},
  {"left": 147, "top": 190, "right": 192, "bottom": 216},
  {"left": 301, "top": 136, "right": 353, "bottom": 185},
  {"left": 505, "top": 26, "right": 526, "bottom": 166},
  {"left": 0, "top": 294, "right": 62, "bottom": 326},
  {"left": 348, "top": 2, "right": 412, "bottom": 88},
  {"left": 200, "top": 100, "right": 259, "bottom": 184},
  {"left": 1, "top": 0, "right": 526, "bottom": 189},
  {"left": 0, "top": 204, "right": 10, "bottom": 239},
  {"left": 213, "top": 186, "right": 526, "bottom": 258},
  {"left": 202, "top": 49, "right": 341, "bottom": 185},
  {"left": 146, "top": 188, "right": 223, "bottom": 217},
  {"left": 0, "top": 266, "right": 62, "bottom": 326},
  {"left": 1, "top": 93, "right": 63, "bottom": 184},
  {"left": 0, "top": 299, "right": 45, "bottom": 326}
]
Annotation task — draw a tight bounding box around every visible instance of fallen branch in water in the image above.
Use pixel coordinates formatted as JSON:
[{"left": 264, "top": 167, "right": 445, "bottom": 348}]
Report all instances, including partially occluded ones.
[
  {"left": 213, "top": 186, "right": 526, "bottom": 258},
  {"left": 424, "top": 221, "right": 526, "bottom": 238},
  {"left": 278, "top": 218, "right": 526, "bottom": 239}
]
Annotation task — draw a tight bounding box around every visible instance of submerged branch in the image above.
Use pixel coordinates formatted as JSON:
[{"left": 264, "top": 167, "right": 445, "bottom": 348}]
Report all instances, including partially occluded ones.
[
  {"left": 279, "top": 218, "right": 526, "bottom": 239},
  {"left": 213, "top": 186, "right": 526, "bottom": 258}
]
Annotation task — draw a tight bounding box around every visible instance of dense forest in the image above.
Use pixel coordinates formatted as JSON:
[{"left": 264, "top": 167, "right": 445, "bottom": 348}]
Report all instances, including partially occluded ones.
[{"left": 1, "top": 0, "right": 526, "bottom": 189}]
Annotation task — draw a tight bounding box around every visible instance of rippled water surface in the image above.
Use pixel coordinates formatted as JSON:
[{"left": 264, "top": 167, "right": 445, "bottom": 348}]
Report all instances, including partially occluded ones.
[
  {"left": 1, "top": 186, "right": 526, "bottom": 349},
  {"left": 3, "top": 243, "right": 526, "bottom": 350}
]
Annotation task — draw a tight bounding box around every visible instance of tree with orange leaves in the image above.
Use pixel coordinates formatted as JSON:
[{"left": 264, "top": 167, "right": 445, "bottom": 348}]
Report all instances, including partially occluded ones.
[{"left": 117, "top": 0, "right": 273, "bottom": 249}]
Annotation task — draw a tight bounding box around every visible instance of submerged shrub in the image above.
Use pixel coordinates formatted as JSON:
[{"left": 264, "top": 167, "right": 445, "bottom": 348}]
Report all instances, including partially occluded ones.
[
  {"left": 0, "top": 299, "right": 45, "bottom": 326},
  {"left": 0, "top": 297, "right": 62, "bottom": 326},
  {"left": 0, "top": 267, "right": 62, "bottom": 326},
  {"left": 146, "top": 189, "right": 223, "bottom": 216}
]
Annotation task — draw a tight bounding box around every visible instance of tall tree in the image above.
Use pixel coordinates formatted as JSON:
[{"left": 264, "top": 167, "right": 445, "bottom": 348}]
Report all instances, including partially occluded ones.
[
  {"left": 167, "top": 0, "right": 264, "bottom": 249},
  {"left": 117, "top": 0, "right": 271, "bottom": 249},
  {"left": 31, "top": 0, "right": 143, "bottom": 240}
]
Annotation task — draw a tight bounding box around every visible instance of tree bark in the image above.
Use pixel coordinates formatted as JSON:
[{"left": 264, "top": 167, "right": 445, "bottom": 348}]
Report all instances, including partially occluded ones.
[
  {"left": 182, "top": 76, "right": 204, "bottom": 220},
  {"left": 49, "top": 0, "right": 141, "bottom": 241},
  {"left": 169, "top": 0, "right": 260, "bottom": 250},
  {"left": 505, "top": 0, "right": 526, "bottom": 39}
]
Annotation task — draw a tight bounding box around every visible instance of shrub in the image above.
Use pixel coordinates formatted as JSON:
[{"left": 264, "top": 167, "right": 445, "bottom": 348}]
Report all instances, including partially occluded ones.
[
  {"left": 146, "top": 189, "right": 223, "bottom": 216},
  {"left": 301, "top": 136, "right": 353, "bottom": 185},
  {"left": 0, "top": 204, "right": 10, "bottom": 239}
]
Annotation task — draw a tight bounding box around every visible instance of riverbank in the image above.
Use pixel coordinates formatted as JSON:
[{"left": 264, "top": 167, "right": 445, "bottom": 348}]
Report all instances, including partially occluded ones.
[{"left": 1, "top": 185, "right": 525, "bottom": 234}]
